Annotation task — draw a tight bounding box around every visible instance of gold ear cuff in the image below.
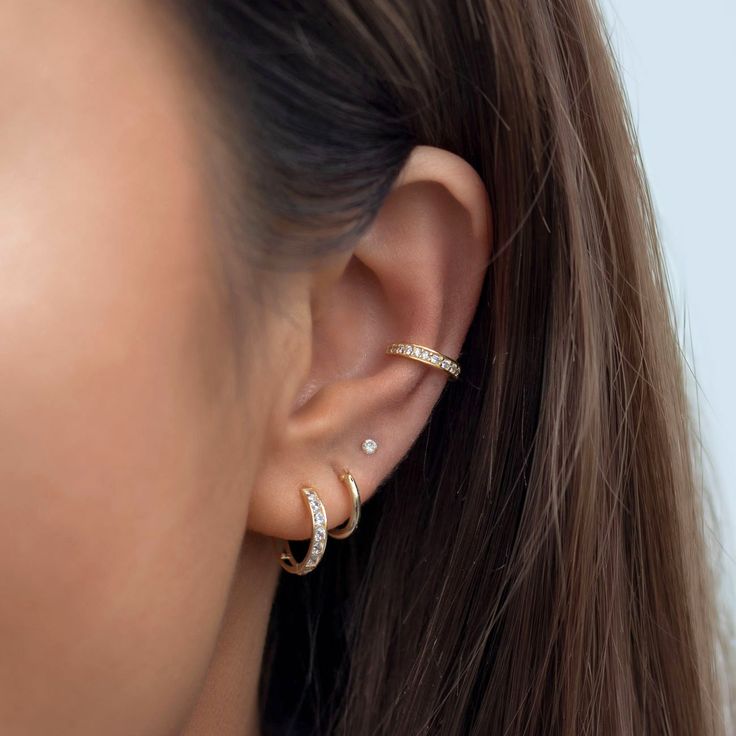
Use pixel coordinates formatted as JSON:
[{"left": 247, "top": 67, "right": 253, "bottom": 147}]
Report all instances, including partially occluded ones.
[{"left": 386, "top": 342, "right": 461, "bottom": 380}]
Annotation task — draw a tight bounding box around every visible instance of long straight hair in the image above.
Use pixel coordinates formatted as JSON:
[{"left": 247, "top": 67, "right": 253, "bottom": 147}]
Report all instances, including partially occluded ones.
[{"left": 170, "top": 0, "right": 734, "bottom": 733}]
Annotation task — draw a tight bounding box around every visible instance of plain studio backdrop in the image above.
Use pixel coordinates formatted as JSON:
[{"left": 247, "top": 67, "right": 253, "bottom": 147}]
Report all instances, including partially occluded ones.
[{"left": 602, "top": 0, "right": 736, "bottom": 615}]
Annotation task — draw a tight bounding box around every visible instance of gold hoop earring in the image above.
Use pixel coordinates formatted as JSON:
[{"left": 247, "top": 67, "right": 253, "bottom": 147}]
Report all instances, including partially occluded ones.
[
  {"left": 328, "top": 469, "right": 361, "bottom": 540},
  {"left": 277, "top": 486, "right": 327, "bottom": 575}
]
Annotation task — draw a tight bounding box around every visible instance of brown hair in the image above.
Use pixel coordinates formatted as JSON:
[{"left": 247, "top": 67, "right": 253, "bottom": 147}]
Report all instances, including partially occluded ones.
[{"left": 169, "top": 0, "right": 735, "bottom": 732}]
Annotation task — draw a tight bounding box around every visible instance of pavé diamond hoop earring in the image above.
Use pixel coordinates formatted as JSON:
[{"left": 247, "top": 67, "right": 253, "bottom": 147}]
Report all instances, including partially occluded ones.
[
  {"left": 277, "top": 470, "right": 362, "bottom": 574},
  {"left": 386, "top": 342, "right": 461, "bottom": 380},
  {"left": 277, "top": 486, "right": 327, "bottom": 575},
  {"left": 328, "top": 469, "right": 361, "bottom": 540}
]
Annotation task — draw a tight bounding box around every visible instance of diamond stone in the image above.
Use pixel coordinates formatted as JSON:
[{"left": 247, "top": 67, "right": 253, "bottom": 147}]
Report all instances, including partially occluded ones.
[{"left": 361, "top": 438, "right": 378, "bottom": 455}]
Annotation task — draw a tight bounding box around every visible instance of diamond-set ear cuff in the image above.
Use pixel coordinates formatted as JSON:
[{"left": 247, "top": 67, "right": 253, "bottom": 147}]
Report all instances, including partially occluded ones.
[{"left": 386, "top": 342, "right": 461, "bottom": 380}]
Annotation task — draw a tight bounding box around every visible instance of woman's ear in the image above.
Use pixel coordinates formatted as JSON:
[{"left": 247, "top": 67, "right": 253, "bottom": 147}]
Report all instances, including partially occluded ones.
[{"left": 247, "top": 145, "right": 491, "bottom": 540}]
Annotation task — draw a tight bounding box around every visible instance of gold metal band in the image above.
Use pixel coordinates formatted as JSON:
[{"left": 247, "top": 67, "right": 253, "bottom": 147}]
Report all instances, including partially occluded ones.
[
  {"left": 386, "top": 342, "right": 461, "bottom": 380},
  {"left": 278, "top": 486, "right": 327, "bottom": 575},
  {"left": 277, "top": 469, "right": 362, "bottom": 575},
  {"left": 329, "top": 469, "right": 361, "bottom": 540}
]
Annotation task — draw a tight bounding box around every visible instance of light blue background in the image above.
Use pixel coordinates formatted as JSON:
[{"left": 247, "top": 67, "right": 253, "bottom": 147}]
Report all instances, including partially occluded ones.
[{"left": 602, "top": 1, "right": 735, "bottom": 606}]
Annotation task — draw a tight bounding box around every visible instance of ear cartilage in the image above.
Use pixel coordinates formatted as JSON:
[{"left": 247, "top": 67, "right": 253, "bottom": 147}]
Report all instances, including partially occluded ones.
[
  {"left": 361, "top": 438, "right": 378, "bottom": 455},
  {"left": 386, "top": 342, "right": 461, "bottom": 380}
]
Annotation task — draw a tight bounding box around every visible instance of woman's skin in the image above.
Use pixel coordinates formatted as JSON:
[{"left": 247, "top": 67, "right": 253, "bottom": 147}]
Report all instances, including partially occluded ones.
[{"left": 0, "top": 3, "right": 491, "bottom": 734}]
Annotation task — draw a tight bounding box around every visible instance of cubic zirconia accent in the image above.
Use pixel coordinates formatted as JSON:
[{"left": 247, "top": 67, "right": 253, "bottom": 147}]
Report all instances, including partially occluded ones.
[
  {"left": 361, "top": 438, "right": 378, "bottom": 455},
  {"left": 279, "top": 486, "right": 329, "bottom": 575},
  {"left": 386, "top": 342, "right": 461, "bottom": 380}
]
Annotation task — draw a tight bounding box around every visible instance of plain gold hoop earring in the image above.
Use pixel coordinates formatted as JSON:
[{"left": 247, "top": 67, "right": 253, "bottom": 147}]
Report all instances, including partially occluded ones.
[
  {"left": 329, "top": 469, "right": 361, "bottom": 540},
  {"left": 277, "top": 486, "right": 327, "bottom": 575}
]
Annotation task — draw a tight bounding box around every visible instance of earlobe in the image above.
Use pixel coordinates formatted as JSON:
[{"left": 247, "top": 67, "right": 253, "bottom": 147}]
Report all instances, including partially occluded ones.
[{"left": 246, "top": 145, "right": 491, "bottom": 551}]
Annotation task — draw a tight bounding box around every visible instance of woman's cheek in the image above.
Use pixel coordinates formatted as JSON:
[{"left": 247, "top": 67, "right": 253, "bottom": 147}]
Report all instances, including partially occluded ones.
[
  {"left": 0, "top": 248, "right": 258, "bottom": 733},
  {"left": 0, "top": 5, "right": 267, "bottom": 730},
  {"left": 0, "top": 86, "right": 256, "bottom": 733}
]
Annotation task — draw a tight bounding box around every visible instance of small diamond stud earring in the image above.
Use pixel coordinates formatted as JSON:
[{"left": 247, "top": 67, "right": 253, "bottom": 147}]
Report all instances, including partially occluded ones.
[{"left": 361, "top": 438, "right": 378, "bottom": 455}]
